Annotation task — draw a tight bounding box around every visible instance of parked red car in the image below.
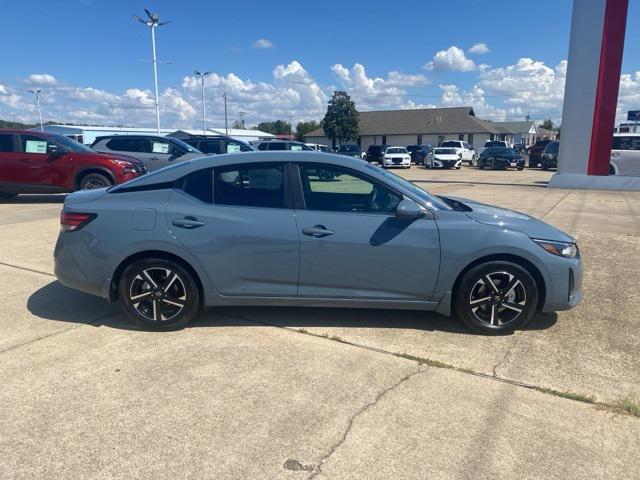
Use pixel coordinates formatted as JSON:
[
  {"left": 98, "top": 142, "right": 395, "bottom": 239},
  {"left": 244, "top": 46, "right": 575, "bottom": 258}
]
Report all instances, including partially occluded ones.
[{"left": 0, "top": 130, "right": 146, "bottom": 198}]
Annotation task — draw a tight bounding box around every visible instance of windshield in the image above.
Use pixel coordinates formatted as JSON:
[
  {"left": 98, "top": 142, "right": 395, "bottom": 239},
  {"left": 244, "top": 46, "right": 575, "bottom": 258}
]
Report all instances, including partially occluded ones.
[
  {"left": 364, "top": 163, "right": 450, "bottom": 210},
  {"left": 433, "top": 148, "right": 457, "bottom": 155},
  {"left": 441, "top": 141, "right": 459, "bottom": 148},
  {"left": 487, "top": 147, "right": 517, "bottom": 155},
  {"left": 545, "top": 142, "right": 559, "bottom": 153},
  {"left": 338, "top": 145, "right": 359, "bottom": 152},
  {"left": 386, "top": 147, "right": 407, "bottom": 154},
  {"left": 52, "top": 134, "right": 94, "bottom": 153},
  {"left": 169, "top": 137, "right": 203, "bottom": 153}
]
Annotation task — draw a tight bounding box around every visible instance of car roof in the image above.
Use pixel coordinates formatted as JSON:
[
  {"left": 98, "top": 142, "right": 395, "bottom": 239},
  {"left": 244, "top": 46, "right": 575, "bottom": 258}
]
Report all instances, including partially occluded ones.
[
  {"left": 94, "top": 134, "right": 173, "bottom": 141},
  {"left": 613, "top": 132, "right": 640, "bottom": 136},
  {"left": 0, "top": 129, "right": 58, "bottom": 137}
]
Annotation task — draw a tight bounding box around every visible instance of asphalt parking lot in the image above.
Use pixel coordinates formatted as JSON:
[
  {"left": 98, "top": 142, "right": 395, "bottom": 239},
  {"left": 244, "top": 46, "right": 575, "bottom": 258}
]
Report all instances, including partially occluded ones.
[{"left": 1, "top": 166, "right": 639, "bottom": 479}]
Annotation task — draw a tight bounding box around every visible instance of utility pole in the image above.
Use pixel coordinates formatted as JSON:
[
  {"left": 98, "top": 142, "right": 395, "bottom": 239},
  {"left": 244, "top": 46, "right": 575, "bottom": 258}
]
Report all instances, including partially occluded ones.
[
  {"left": 28, "top": 89, "right": 43, "bottom": 131},
  {"left": 223, "top": 92, "right": 228, "bottom": 135},
  {"left": 194, "top": 71, "right": 211, "bottom": 135},
  {"left": 135, "top": 9, "right": 170, "bottom": 135}
]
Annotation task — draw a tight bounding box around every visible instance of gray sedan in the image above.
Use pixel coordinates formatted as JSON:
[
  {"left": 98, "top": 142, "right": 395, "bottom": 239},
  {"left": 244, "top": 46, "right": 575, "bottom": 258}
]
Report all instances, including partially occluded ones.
[{"left": 54, "top": 152, "right": 583, "bottom": 334}]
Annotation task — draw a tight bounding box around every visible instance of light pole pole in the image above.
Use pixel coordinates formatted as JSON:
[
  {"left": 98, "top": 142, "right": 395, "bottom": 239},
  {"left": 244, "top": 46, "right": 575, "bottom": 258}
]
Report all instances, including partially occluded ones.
[
  {"left": 28, "top": 89, "right": 43, "bottom": 131},
  {"left": 223, "top": 92, "right": 228, "bottom": 136},
  {"left": 194, "top": 71, "right": 211, "bottom": 135},
  {"left": 135, "top": 9, "right": 170, "bottom": 135}
]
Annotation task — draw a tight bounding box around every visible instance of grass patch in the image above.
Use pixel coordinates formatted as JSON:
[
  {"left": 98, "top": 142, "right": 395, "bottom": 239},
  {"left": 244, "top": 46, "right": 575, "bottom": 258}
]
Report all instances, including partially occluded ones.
[
  {"left": 612, "top": 396, "right": 640, "bottom": 417},
  {"left": 534, "top": 387, "right": 595, "bottom": 404},
  {"left": 394, "top": 352, "right": 455, "bottom": 370}
]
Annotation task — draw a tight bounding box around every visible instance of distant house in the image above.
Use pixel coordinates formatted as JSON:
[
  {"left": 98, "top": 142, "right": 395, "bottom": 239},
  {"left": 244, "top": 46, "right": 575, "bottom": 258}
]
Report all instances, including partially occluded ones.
[
  {"left": 493, "top": 121, "right": 537, "bottom": 147},
  {"left": 303, "top": 107, "right": 509, "bottom": 151},
  {"left": 535, "top": 127, "right": 559, "bottom": 141}
]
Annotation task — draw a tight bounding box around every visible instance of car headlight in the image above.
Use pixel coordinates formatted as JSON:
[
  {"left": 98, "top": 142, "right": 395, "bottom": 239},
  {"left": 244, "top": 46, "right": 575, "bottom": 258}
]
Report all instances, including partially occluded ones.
[{"left": 533, "top": 239, "right": 579, "bottom": 258}]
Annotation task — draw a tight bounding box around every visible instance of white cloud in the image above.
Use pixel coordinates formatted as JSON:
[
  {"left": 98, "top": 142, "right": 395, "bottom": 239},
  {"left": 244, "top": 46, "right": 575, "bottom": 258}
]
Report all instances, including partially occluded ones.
[
  {"left": 423, "top": 46, "right": 476, "bottom": 72},
  {"left": 617, "top": 71, "right": 640, "bottom": 123},
  {"left": 330, "top": 63, "right": 428, "bottom": 110},
  {"left": 252, "top": 38, "right": 275, "bottom": 49},
  {"left": 26, "top": 73, "right": 57, "bottom": 86},
  {"left": 468, "top": 43, "right": 490, "bottom": 55},
  {"left": 439, "top": 84, "right": 506, "bottom": 121}
]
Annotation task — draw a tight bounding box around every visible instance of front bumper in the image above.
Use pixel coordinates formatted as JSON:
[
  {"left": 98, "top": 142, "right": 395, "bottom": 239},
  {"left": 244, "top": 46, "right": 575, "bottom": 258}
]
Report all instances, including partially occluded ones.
[
  {"left": 383, "top": 157, "right": 411, "bottom": 167},
  {"left": 540, "top": 255, "right": 583, "bottom": 312}
]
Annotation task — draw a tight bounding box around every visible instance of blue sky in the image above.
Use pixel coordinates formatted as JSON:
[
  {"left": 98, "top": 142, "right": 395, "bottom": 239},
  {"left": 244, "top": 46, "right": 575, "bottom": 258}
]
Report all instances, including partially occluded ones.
[{"left": 1, "top": 0, "right": 639, "bottom": 128}]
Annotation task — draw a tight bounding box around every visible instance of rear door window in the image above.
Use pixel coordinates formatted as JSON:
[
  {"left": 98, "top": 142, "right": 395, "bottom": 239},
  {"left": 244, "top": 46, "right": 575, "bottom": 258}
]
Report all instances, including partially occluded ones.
[
  {"left": 268, "top": 142, "right": 287, "bottom": 151},
  {"left": 612, "top": 136, "right": 640, "bottom": 150},
  {"left": 106, "top": 137, "right": 150, "bottom": 153},
  {"left": 197, "top": 140, "right": 222, "bottom": 154},
  {"left": 179, "top": 169, "right": 212, "bottom": 203},
  {"left": 0, "top": 133, "right": 16, "bottom": 152},
  {"left": 213, "top": 163, "right": 285, "bottom": 209}
]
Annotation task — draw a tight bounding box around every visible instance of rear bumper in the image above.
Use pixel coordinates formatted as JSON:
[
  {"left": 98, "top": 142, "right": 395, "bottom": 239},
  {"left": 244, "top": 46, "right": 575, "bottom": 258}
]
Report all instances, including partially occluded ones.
[{"left": 53, "top": 232, "right": 105, "bottom": 298}]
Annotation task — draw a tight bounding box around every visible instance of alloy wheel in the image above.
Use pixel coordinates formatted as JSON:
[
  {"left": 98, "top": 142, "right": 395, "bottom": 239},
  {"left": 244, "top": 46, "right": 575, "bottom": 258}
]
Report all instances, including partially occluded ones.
[
  {"left": 468, "top": 271, "right": 526, "bottom": 327},
  {"left": 83, "top": 178, "right": 108, "bottom": 189},
  {"left": 129, "top": 267, "right": 187, "bottom": 322}
]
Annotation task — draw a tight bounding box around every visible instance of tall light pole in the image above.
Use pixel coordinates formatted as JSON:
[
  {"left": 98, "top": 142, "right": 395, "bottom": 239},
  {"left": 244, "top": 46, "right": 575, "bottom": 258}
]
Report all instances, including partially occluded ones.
[
  {"left": 194, "top": 71, "right": 211, "bottom": 135},
  {"left": 134, "top": 9, "right": 170, "bottom": 135},
  {"left": 223, "top": 92, "right": 228, "bottom": 135},
  {"left": 28, "top": 89, "right": 43, "bottom": 131}
]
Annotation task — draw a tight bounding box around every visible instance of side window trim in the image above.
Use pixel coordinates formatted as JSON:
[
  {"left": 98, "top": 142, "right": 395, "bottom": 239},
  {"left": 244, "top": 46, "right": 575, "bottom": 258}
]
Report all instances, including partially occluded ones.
[{"left": 292, "top": 162, "right": 403, "bottom": 215}]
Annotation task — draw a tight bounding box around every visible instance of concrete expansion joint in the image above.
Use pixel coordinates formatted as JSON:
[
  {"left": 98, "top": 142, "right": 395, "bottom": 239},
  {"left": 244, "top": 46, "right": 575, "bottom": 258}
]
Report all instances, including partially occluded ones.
[{"left": 303, "top": 367, "right": 425, "bottom": 479}]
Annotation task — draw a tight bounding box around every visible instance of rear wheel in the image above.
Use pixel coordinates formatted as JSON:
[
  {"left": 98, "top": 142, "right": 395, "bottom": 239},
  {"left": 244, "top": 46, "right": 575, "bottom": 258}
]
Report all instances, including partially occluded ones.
[
  {"left": 454, "top": 261, "right": 538, "bottom": 334},
  {"left": 609, "top": 164, "right": 616, "bottom": 176},
  {"left": 119, "top": 258, "right": 201, "bottom": 330},
  {"left": 79, "top": 173, "right": 113, "bottom": 190}
]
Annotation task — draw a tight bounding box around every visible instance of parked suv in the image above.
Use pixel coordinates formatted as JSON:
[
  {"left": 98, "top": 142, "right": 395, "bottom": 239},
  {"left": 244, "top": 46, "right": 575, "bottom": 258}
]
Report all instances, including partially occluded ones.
[
  {"left": 170, "top": 135, "right": 253, "bottom": 155},
  {"left": 0, "top": 130, "right": 145, "bottom": 198},
  {"left": 365, "top": 144, "right": 386, "bottom": 163},
  {"left": 527, "top": 139, "right": 552, "bottom": 168},
  {"left": 440, "top": 140, "right": 475, "bottom": 165},
  {"left": 252, "top": 140, "right": 313, "bottom": 151},
  {"left": 91, "top": 135, "right": 204, "bottom": 172},
  {"left": 406, "top": 144, "right": 431, "bottom": 165},
  {"left": 335, "top": 144, "right": 362, "bottom": 158},
  {"left": 540, "top": 141, "right": 559, "bottom": 170},
  {"left": 610, "top": 133, "right": 640, "bottom": 176}
]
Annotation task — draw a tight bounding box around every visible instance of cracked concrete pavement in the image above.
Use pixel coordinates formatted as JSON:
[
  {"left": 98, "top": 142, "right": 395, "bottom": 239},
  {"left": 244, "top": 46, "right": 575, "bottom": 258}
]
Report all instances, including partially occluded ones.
[{"left": 1, "top": 168, "right": 639, "bottom": 479}]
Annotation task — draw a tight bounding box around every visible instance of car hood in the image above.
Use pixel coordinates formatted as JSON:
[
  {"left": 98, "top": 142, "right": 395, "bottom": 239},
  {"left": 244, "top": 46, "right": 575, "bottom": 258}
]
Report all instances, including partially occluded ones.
[
  {"left": 447, "top": 196, "right": 574, "bottom": 242},
  {"left": 433, "top": 154, "right": 460, "bottom": 160},
  {"left": 491, "top": 153, "right": 522, "bottom": 160}
]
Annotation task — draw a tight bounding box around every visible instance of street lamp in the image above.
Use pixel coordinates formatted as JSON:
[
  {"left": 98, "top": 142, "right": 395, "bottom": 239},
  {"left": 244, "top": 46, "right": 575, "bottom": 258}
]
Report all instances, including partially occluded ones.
[
  {"left": 28, "top": 89, "right": 43, "bottom": 131},
  {"left": 193, "top": 71, "right": 211, "bottom": 135},
  {"left": 134, "top": 8, "right": 170, "bottom": 135}
]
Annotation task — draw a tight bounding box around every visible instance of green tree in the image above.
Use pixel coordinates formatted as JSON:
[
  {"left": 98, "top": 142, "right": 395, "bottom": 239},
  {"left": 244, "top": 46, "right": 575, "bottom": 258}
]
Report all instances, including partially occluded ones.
[
  {"left": 256, "top": 120, "right": 292, "bottom": 135},
  {"left": 322, "top": 91, "right": 359, "bottom": 145},
  {"left": 540, "top": 118, "right": 556, "bottom": 131},
  {"left": 295, "top": 120, "right": 321, "bottom": 140}
]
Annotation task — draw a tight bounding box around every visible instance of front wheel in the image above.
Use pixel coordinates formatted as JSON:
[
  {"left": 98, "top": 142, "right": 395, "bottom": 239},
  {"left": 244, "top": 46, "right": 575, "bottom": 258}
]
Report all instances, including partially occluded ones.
[
  {"left": 79, "top": 173, "right": 113, "bottom": 190},
  {"left": 453, "top": 261, "right": 539, "bottom": 334},
  {"left": 119, "top": 258, "right": 201, "bottom": 330}
]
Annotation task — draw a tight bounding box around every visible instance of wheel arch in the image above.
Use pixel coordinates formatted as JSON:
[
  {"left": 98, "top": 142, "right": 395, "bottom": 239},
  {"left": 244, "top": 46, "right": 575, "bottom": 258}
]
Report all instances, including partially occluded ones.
[
  {"left": 451, "top": 253, "right": 546, "bottom": 311},
  {"left": 109, "top": 250, "right": 205, "bottom": 305},
  {"left": 75, "top": 167, "right": 116, "bottom": 189}
]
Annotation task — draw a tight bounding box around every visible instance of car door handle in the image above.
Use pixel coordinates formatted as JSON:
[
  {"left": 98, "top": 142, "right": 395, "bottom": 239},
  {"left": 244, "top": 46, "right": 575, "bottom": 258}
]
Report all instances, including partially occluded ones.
[
  {"left": 302, "top": 225, "right": 334, "bottom": 238},
  {"left": 172, "top": 217, "right": 205, "bottom": 229}
]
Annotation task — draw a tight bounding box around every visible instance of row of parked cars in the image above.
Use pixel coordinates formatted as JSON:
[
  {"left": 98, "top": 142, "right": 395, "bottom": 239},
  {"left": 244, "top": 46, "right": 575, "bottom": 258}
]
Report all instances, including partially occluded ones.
[{"left": 1, "top": 129, "right": 638, "bottom": 198}]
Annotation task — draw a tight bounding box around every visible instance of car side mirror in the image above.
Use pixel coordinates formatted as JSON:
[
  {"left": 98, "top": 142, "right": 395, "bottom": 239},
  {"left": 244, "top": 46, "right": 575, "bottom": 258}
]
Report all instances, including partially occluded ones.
[{"left": 395, "top": 198, "right": 425, "bottom": 220}]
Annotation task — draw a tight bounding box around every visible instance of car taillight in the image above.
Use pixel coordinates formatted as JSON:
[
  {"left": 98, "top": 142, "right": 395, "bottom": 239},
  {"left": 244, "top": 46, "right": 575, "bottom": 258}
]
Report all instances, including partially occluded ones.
[{"left": 60, "top": 211, "right": 96, "bottom": 232}]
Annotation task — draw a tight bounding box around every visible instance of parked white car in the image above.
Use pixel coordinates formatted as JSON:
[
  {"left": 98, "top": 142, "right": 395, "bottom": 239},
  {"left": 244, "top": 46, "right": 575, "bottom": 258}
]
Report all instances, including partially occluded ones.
[
  {"left": 440, "top": 140, "right": 475, "bottom": 165},
  {"left": 382, "top": 146, "right": 411, "bottom": 168},
  {"left": 427, "top": 147, "right": 462, "bottom": 169},
  {"left": 305, "top": 143, "right": 331, "bottom": 152},
  {"left": 610, "top": 133, "right": 640, "bottom": 176}
]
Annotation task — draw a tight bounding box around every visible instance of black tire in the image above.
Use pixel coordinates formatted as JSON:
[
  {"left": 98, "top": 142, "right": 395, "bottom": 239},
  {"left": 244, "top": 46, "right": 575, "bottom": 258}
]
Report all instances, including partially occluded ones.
[
  {"left": 490, "top": 159, "right": 497, "bottom": 170},
  {"left": 78, "top": 173, "right": 113, "bottom": 190},
  {"left": 609, "top": 165, "right": 616, "bottom": 176},
  {"left": 517, "top": 167, "right": 524, "bottom": 171},
  {"left": 478, "top": 162, "right": 484, "bottom": 170},
  {"left": 119, "top": 257, "right": 201, "bottom": 330},
  {"left": 453, "top": 261, "right": 539, "bottom": 335},
  {"left": 0, "top": 192, "right": 18, "bottom": 199}
]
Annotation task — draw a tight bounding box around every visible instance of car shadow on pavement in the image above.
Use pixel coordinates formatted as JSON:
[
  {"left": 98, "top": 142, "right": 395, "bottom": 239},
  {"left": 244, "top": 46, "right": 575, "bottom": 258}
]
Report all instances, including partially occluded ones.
[
  {"left": 28, "top": 281, "right": 557, "bottom": 335},
  {"left": 1, "top": 194, "right": 65, "bottom": 204}
]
